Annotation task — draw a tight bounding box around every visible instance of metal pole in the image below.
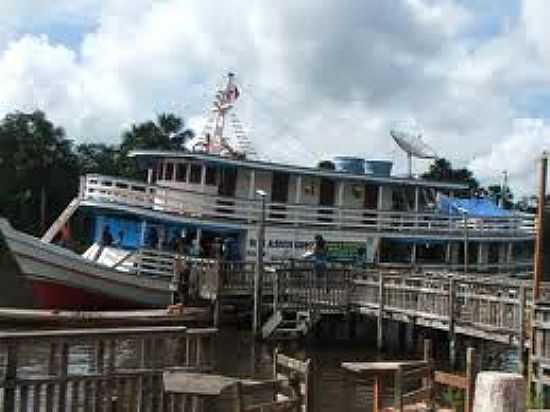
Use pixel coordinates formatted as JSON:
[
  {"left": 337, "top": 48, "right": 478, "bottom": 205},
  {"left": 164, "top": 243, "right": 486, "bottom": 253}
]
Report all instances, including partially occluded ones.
[
  {"left": 253, "top": 193, "right": 266, "bottom": 337},
  {"left": 534, "top": 153, "right": 547, "bottom": 302},
  {"left": 463, "top": 211, "right": 469, "bottom": 275}
]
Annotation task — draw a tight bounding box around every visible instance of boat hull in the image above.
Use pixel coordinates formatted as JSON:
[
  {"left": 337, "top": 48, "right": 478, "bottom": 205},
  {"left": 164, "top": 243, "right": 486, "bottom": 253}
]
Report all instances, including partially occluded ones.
[
  {"left": 30, "top": 279, "right": 143, "bottom": 310},
  {"left": 0, "top": 218, "right": 172, "bottom": 310}
]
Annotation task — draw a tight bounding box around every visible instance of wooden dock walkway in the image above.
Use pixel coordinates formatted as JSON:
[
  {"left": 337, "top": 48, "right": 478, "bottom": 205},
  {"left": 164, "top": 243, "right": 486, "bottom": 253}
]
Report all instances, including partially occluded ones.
[
  {"left": 198, "top": 261, "right": 534, "bottom": 346},
  {"left": 0, "top": 306, "right": 210, "bottom": 327}
]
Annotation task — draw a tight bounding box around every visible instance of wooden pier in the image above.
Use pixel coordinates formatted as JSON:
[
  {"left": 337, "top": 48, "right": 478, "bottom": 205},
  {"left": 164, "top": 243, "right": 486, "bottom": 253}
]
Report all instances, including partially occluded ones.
[
  {"left": 0, "top": 325, "right": 216, "bottom": 411},
  {"left": 0, "top": 323, "right": 317, "bottom": 411},
  {"left": 195, "top": 261, "right": 543, "bottom": 371}
]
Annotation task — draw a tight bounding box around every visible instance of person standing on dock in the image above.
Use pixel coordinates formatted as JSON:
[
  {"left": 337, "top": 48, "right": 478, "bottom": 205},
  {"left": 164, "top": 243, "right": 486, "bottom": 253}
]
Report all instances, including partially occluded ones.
[
  {"left": 171, "top": 258, "right": 190, "bottom": 306},
  {"left": 313, "top": 234, "right": 328, "bottom": 291},
  {"left": 101, "top": 225, "right": 113, "bottom": 247}
]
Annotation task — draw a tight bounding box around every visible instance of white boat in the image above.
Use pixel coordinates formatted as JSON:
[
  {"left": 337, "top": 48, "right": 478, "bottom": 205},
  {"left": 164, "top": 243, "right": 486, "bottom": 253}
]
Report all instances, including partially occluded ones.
[
  {"left": 0, "top": 218, "right": 170, "bottom": 309},
  {"left": 0, "top": 73, "right": 536, "bottom": 309}
]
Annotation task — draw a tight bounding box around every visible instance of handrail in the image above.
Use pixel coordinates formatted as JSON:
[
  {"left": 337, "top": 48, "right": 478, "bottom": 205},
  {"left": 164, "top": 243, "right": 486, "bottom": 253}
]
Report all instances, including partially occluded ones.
[{"left": 81, "top": 174, "right": 536, "bottom": 237}]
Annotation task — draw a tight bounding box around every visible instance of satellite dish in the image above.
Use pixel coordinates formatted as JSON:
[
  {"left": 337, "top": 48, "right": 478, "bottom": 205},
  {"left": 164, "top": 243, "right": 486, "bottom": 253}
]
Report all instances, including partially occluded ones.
[{"left": 390, "top": 129, "right": 438, "bottom": 177}]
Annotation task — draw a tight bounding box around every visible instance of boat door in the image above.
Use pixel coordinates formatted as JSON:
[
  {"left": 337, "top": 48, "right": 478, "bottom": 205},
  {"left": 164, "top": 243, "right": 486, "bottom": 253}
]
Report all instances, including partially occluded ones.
[
  {"left": 319, "top": 178, "right": 335, "bottom": 222},
  {"left": 217, "top": 167, "right": 237, "bottom": 215},
  {"left": 270, "top": 172, "right": 289, "bottom": 219}
]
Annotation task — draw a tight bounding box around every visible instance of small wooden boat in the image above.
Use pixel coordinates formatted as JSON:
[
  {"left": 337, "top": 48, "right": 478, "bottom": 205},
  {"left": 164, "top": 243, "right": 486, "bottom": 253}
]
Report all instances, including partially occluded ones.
[{"left": 0, "top": 218, "right": 171, "bottom": 310}]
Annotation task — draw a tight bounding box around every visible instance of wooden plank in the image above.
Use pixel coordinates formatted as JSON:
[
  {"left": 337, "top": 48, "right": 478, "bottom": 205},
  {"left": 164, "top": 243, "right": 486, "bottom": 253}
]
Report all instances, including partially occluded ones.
[
  {"left": 20, "top": 384, "right": 29, "bottom": 411},
  {"left": 342, "top": 361, "right": 426, "bottom": 374},
  {"left": 84, "top": 380, "right": 93, "bottom": 412},
  {"left": 3, "top": 342, "right": 17, "bottom": 411},
  {"left": 0, "top": 325, "right": 189, "bottom": 340},
  {"left": 434, "top": 371, "right": 468, "bottom": 390},
  {"left": 276, "top": 354, "right": 309, "bottom": 375},
  {"left": 163, "top": 371, "right": 241, "bottom": 395},
  {"left": 58, "top": 342, "right": 70, "bottom": 412},
  {"left": 33, "top": 383, "right": 41, "bottom": 412},
  {"left": 71, "top": 379, "right": 80, "bottom": 411}
]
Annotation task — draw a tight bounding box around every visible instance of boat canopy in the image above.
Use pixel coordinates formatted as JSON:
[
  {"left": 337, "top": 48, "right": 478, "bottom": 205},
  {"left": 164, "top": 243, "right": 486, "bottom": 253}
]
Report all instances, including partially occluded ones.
[{"left": 437, "top": 195, "right": 512, "bottom": 217}]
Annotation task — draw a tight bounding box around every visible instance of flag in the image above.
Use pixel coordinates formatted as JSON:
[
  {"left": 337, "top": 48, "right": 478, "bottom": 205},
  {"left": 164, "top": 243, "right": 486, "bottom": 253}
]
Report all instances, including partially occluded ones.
[{"left": 225, "top": 84, "right": 240, "bottom": 103}]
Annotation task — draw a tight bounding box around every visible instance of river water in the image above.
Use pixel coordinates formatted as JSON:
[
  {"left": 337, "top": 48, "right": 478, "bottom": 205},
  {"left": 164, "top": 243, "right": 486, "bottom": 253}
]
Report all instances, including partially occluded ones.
[{"left": 213, "top": 326, "right": 519, "bottom": 411}]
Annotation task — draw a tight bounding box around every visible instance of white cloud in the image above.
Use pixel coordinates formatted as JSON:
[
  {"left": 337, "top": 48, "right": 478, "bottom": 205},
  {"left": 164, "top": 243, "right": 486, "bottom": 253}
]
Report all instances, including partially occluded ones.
[{"left": 0, "top": 0, "right": 548, "bottom": 195}]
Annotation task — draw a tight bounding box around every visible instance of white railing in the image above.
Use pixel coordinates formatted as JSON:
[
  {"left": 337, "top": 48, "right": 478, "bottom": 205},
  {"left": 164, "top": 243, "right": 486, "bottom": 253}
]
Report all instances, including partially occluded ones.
[{"left": 82, "top": 174, "right": 536, "bottom": 238}]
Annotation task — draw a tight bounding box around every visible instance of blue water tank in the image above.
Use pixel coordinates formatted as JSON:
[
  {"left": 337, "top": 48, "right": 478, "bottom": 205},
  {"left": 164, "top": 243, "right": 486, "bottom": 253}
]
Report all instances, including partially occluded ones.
[
  {"left": 333, "top": 156, "right": 365, "bottom": 174},
  {"left": 365, "top": 160, "right": 393, "bottom": 177}
]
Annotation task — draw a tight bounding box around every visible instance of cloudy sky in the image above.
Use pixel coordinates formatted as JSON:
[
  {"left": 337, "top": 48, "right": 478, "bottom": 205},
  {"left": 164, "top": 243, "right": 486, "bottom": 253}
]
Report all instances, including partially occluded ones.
[{"left": 0, "top": 0, "right": 549, "bottom": 195}]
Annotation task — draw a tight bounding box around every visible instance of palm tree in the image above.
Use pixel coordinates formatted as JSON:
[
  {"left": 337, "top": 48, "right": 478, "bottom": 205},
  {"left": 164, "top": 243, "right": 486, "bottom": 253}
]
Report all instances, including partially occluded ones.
[
  {"left": 120, "top": 113, "right": 195, "bottom": 153},
  {"left": 156, "top": 113, "right": 195, "bottom": 150}
]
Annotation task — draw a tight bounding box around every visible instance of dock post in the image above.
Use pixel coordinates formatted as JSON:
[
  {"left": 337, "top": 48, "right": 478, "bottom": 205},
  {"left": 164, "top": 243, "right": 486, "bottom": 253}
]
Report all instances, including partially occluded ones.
[
  {"left": 253, "top": 199, "right": 265, "bottom": 337},
  {"left": 448, "top": 277, "right": 456, "bottom": 369},
  {"left": 518, "top": 285, "right": 526, "bottom": 375},
  {"left": 377, "top": 272, "right": 385, "bottom": 351}
]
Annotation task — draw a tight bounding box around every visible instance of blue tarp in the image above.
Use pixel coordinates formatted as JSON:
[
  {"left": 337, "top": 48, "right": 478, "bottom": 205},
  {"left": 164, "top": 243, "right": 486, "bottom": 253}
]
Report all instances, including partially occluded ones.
[{"left": 437, "top": 195, "right": 512, "bottom": 218}]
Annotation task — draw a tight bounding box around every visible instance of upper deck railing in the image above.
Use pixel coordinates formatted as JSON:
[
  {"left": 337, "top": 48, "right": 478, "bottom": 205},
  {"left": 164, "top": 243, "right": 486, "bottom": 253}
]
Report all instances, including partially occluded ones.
[{"left": 81, "top": 174, "right": 535, "bottom": 239}]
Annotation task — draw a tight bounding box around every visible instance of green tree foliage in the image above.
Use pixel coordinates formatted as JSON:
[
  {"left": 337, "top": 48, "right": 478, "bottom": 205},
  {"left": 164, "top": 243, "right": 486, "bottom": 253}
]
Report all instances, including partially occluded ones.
[
  {"left": 76, "top": 143, "right": 122, "bottom": 176},
  {"left": 0, "top": 111, "right": 79, "bottom": 234},
  {"left": 119, "top": 113, "right": 195, "bottom": 177},
  {"left": 0, "top": 111, "right": 195, "bottom": 234},
  {"left": 421, "top": 158, "right": 479, "bottom": 189},
  {"left": 120, "top": 113, "right": 194, "bottom": 152}
]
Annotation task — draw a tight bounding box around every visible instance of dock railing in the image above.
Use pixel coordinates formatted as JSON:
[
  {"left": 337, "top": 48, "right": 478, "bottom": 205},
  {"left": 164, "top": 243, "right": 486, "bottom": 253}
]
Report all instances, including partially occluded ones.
[{"left": 0, "top": 325, "right": 217, "bottom": 411}]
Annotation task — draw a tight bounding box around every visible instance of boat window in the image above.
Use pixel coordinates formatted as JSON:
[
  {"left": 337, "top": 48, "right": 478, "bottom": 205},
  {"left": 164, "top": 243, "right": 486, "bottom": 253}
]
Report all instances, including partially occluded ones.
[
  {"left": 219, "top": 167, "right": 237, "bottom": 197},
  {"left": 164, "top": 162, "right": 174, "bottom": 181},
  {"left": 189, "top": 164, "right": 202, "bottom": 184},
  {"left": 205, "top": 166, "right": 217, "bottom": 185},
  {"left": 364, "top": 183, "right": 379, "bottom": 209},
  {"left": 176, "top": 163, "right": 187, "bottom": 182}
]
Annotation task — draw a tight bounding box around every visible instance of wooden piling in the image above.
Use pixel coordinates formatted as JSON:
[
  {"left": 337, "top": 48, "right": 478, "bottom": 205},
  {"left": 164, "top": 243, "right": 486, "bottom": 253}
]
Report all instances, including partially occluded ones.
[
  {"left": 448, "top": 277, "right": 456, "bottom": 369},
  {"left": 518, "top": 285, "right": 526, "bottom": 375},
  {"left": 377, "top": 272, "right": 384, "bottom": 351},
  {"left": 465, "top": 347, "right": 475, "bottom": 412},
  {"left": 534, "top": 152, "right": 547, "bottom": 302}
]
